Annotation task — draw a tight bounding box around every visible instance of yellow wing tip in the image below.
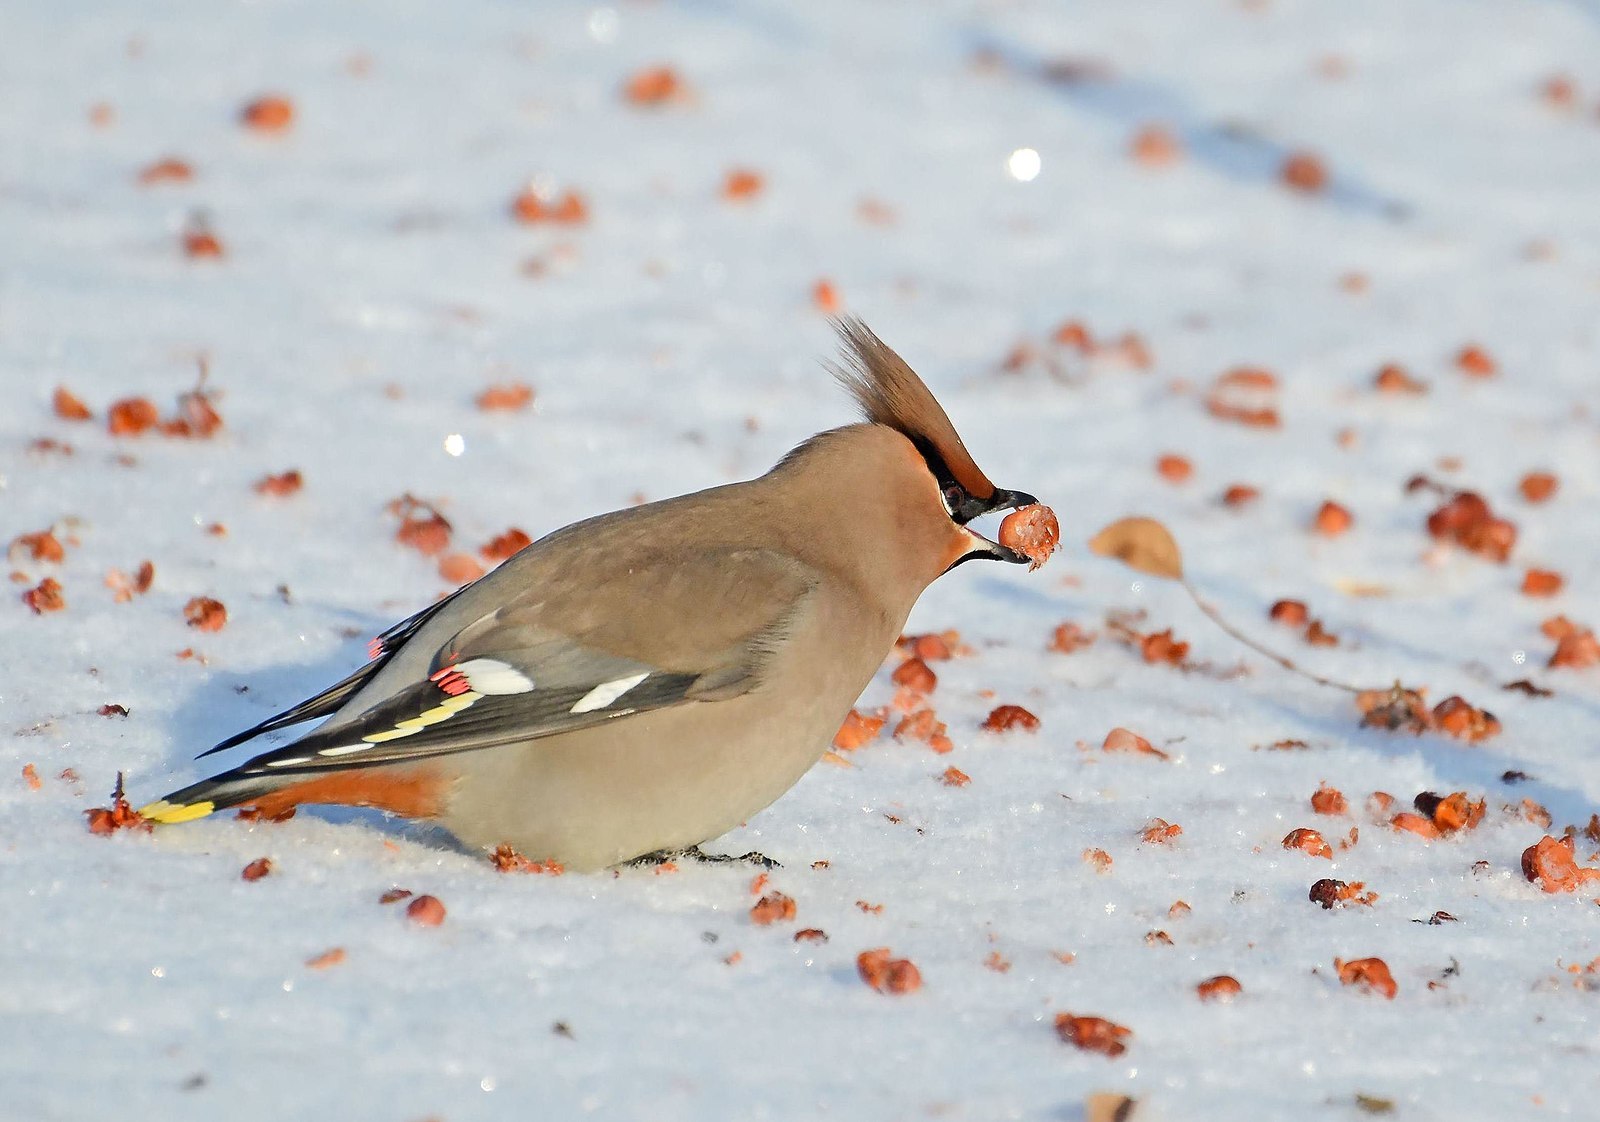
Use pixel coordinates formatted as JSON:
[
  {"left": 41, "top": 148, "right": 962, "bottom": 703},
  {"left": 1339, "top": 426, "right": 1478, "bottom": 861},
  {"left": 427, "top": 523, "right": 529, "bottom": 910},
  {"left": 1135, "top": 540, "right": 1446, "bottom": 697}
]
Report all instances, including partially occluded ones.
[{"left": 138, "top": 799, "right": 217, "bottom": 825}]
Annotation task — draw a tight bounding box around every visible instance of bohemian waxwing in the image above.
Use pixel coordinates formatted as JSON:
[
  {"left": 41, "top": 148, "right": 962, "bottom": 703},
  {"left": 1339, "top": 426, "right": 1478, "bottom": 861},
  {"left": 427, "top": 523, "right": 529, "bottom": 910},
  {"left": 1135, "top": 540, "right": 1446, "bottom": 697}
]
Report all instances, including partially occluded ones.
[{"left": 140, "top": 319, "right": 1041, "bottom": 870}]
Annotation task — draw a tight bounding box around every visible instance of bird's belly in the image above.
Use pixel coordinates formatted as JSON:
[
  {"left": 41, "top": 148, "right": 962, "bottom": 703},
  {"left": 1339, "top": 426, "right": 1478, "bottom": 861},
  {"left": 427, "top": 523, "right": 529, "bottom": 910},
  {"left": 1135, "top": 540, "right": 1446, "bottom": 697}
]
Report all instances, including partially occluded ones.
[{"left": 436, "top": 681, "right": 853, "bottom": 871}]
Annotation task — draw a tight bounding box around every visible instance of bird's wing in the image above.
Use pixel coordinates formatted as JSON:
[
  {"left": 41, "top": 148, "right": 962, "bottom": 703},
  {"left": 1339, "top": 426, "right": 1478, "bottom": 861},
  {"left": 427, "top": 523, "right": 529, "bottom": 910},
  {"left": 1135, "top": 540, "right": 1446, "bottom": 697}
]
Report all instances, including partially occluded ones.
[
  {"left": 198, "top": 581, "right": 476, "bottom": 757},
  {"left": 219, "top": 547, "right": 818, "bottom": 778}
]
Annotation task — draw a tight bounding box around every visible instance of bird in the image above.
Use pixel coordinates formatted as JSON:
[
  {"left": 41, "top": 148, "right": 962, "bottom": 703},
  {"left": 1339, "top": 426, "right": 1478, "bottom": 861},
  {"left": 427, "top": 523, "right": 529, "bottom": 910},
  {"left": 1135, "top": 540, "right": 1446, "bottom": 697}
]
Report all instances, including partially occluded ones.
[{"left": 139, "top": 318, "right": 1042, "bottom": 871}]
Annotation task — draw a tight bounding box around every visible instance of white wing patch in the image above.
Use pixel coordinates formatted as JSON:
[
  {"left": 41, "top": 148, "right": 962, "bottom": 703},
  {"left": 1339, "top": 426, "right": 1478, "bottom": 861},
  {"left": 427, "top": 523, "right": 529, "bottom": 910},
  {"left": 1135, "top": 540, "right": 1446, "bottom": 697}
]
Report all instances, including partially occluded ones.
[
  {"left": 570, "top": 672, "right": 650, "bottom": 714},
  {"left": 316, "top": 743, "right": 373, "bottom": 757},
  {"left": 453, "top": 658, "right": 535, "bottom": 695}
]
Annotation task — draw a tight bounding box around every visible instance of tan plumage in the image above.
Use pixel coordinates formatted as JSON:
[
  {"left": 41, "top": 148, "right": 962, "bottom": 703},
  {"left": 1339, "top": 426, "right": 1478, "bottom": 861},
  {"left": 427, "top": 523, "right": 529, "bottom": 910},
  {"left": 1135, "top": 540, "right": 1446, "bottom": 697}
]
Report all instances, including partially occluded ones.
[
  {"left": 141, "top": 319, "right": 1039, "bottom": 870},
  {"left": 828, "top": 317, "right": 998, "bottom": 501}
]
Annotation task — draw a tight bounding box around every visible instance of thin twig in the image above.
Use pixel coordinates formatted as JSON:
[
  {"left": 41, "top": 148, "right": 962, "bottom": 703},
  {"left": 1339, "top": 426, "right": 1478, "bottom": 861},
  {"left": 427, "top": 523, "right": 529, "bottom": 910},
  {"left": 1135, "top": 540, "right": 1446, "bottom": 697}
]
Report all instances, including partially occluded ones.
[{"left": 1182, "top": 579, "right": 1363, "bottom": 694}]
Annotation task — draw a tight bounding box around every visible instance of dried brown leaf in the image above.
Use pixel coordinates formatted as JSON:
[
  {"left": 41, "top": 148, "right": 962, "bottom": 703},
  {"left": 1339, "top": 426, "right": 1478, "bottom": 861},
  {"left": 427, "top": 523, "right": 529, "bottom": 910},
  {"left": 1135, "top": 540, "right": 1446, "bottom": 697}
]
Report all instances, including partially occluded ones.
[{"left": 1088, "top": 517, "right": 1183, "bottom": 580}]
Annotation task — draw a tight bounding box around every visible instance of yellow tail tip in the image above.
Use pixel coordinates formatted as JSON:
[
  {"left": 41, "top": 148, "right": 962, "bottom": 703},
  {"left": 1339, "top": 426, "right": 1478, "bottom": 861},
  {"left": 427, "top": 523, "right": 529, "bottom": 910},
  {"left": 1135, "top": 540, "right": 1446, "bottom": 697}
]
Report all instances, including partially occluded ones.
[{"left": 138, "top": 799, "right": 216, "bottom": 825}]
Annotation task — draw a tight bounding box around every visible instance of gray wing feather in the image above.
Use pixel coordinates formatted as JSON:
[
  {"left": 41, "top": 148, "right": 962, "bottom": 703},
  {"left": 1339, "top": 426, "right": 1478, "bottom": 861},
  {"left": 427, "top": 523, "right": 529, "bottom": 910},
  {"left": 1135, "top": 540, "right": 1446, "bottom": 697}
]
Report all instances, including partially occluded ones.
[
  {"left": 222, "top": 548, "right": 816, "bottom": 777},
  {"left": 230, "top": 663, "right": 702, "bottom": 775}
]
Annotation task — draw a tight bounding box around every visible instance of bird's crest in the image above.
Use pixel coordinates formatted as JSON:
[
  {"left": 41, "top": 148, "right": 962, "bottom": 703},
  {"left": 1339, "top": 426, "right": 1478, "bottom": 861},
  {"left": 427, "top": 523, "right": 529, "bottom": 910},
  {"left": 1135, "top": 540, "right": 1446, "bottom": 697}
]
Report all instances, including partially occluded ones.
[{"left": 829, "top": 317, "right": 996, "bottom": 500}]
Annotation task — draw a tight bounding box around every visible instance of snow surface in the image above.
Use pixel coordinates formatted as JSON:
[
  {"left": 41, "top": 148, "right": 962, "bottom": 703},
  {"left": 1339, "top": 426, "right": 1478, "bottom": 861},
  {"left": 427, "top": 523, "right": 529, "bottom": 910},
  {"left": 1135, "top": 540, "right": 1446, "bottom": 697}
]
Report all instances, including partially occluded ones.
[{"left": 4, "top": 0, "right": 1600, "bottom": 1118}]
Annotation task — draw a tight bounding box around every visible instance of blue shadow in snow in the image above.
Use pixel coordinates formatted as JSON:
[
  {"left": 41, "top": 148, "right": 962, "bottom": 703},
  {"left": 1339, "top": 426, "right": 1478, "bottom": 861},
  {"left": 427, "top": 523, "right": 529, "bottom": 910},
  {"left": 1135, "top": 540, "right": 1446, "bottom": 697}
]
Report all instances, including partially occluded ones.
[
  {"left": 961, "top": 27, "right": 1411, "bottom": 221},
  {"left": 156, "top": 626, "right": 472, "bottom": 853}
]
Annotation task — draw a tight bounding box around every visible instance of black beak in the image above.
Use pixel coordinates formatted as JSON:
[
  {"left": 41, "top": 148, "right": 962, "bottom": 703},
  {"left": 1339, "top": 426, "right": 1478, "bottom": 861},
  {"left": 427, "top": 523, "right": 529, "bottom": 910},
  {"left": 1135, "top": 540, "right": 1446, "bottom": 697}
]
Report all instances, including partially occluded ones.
[
  {"left": 987, "top": 488, "right": 1037, "bottom": 516},
  {"left": 947, "top": 487, "right": 1040, "bottom": 569},
  {"left": 949, "top": 487, "right": 1037, "bottom": 526}
]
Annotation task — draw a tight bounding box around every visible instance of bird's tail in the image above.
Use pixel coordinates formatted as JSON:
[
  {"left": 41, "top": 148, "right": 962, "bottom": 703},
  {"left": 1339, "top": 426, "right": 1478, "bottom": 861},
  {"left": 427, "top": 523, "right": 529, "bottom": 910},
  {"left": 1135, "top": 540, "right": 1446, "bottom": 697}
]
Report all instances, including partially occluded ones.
[{"left": 138, "top": 771, "right": 289, "bottom": 824}]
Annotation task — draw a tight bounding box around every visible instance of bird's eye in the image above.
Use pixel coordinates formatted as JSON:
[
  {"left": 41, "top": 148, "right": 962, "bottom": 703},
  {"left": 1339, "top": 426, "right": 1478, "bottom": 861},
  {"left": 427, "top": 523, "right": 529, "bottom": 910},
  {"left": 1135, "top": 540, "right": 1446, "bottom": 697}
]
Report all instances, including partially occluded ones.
[{"left": 942, "top": 483, "right": 964, "bottom": 511}]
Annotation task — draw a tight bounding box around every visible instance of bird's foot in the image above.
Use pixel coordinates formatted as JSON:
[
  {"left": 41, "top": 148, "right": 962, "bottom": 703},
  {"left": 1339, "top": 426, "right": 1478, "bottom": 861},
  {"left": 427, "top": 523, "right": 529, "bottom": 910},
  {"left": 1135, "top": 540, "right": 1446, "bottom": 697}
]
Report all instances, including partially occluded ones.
[
  {"left": 681, "top": 844, "right": 781, "bottom": 869},
  {"left": 626, "top": 845, "right": 780, "bottom": 869}
]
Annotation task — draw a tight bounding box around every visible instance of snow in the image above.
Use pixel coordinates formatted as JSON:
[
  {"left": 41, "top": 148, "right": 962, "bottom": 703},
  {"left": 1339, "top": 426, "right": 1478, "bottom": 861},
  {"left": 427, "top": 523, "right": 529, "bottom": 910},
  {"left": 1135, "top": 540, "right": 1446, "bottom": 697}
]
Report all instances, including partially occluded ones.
[{"left": 4, "top": 0, "right": 1600, "bottom": 1117}]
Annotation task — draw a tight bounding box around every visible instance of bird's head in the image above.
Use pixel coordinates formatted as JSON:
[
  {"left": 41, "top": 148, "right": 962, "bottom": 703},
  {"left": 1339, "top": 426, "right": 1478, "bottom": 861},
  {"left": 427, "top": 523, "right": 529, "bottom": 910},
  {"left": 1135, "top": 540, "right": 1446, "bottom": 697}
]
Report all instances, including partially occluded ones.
[{"left": 821, "top": 317, "right": 1040, "bottom": 579}]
